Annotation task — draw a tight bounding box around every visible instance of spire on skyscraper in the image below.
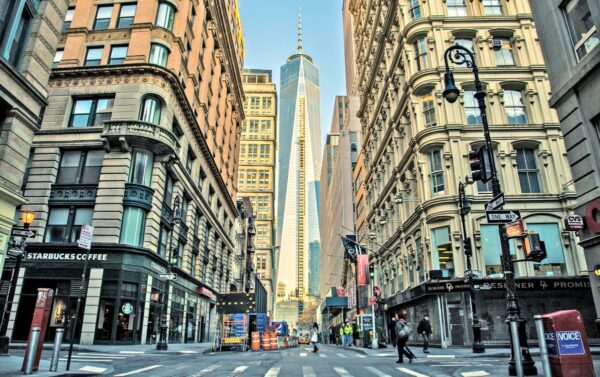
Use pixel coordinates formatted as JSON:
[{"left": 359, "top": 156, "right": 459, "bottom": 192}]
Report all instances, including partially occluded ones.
[{"left": 297, "top": 8, "right": 303, "bottom": 53}]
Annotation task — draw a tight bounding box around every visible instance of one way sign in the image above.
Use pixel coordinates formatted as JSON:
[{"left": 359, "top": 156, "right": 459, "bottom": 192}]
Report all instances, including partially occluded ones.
[{"left": 486, "top": 210, "right": 521, "bottom": 223}]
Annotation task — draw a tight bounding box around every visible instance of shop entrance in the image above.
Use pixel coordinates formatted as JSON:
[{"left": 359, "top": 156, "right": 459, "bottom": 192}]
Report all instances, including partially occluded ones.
[{"left": 448, "top": 304, "right": 466, "bottom": 346}]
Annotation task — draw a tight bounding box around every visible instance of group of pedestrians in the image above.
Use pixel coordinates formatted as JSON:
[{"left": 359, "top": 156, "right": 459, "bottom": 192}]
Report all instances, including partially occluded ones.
[
  {"left": 338, "top": 322, "right": 354, "bottom": 347},
  {"left": 392, "top": 313, "right": 432, "bottom": 364}
]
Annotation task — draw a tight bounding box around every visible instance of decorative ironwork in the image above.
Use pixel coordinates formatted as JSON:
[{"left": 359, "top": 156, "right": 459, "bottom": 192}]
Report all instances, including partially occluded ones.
[
  {"left": 123, "top": 183, "right": 154, "bottom": 210},
  {"left": 446, "top": 45, "right": 476, "bottom": 68},
  {"left": 161, "top": 206, "right": 174, "bottom": 226},
  {"left": 49, "top": 184, "right": 97, "bottom": 203},
  {"left": 101, "top": 120, "right": 179, "bottom": 156}
]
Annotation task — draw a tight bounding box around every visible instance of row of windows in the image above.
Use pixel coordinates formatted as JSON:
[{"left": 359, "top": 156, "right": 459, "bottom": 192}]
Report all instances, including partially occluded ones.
[
  {"left": 238, "top": 169, "right": 271, "bottom": 186},
  {"left": 408, "top": 0, "right": 503, "bottom": 20},
  {"left": 240, "top": 144, "right": 271, "bottom": 159},
  {"left": 54, "top": 42, "right": 170, "bottom": 68}
]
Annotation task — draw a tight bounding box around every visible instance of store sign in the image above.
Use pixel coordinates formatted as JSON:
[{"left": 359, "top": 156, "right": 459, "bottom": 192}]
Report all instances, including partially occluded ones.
[
  {"left": 474, "top": 278, "right": 591, "bottom": 291},
  {"left": 121, "top": 302, "right": 134, "bottom": 315},
  {"left": 564, "top": 215, "right": 585, "bottom": 231},
  {"left": 336, "top": 286, "right": 346, "bottom": 297},
  {"left": 26, "top": 252, "right": 108, "bottom": 261},
  {"left": 151, "top": 261, "right": 167, "bottom": 274},
  {"left": 198, "top": 287, "right": 213, "bottom": 299},
  {"left": 425, "top": 281, "right": 471, "bottom": 294},
  {"left": 357, "top": 254, "right": 368, "bottom": 286}
]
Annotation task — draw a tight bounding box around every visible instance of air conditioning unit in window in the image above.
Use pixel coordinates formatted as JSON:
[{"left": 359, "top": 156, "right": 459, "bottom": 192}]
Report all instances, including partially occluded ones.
[{"left": 492, "top": 39, "right": 503, "bottom": 51}]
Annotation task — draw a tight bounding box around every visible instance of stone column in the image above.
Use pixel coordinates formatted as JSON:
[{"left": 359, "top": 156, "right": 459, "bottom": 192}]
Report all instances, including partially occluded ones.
[
  {"left": 80, "top": 268, "right": 104, "bottom": 344},
  {"left": 5, "top": 267, "right": 26, "bottom": 339},
  {"left": 140, "top": 275, "right": 152, "bottom": 344}
]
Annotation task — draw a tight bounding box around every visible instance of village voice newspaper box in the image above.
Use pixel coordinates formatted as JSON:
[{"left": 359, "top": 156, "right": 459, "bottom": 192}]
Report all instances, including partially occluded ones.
[{"left": 542, "top": 309, "right": 595, "bottom": 377}]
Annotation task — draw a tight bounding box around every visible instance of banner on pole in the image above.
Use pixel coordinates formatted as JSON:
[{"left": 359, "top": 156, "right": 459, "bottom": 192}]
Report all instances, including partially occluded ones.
[{"left": 357, "top": 254, "right": 369, "bottom": 286}]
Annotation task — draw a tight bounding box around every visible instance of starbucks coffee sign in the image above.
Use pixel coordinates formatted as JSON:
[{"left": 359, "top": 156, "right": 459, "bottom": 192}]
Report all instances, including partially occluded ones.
[{"left": 26, "top": 252, "right": 108, "bottom": 261}]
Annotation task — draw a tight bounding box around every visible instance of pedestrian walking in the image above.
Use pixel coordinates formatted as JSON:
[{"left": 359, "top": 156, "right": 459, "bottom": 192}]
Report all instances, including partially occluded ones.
[
  {"left": 339, "top": 323, "right": 346, "bottom": 346},
  {"left": 394, "top": 314, "right": 414, "bottom": 364},
  {"left": 344, "top": 322, "right": 353, "bottom": 347},
  {"left": 417, "top": 314, "right": 432, "bottom": 353},
  {"left": 310, "top": 323, "right": 319, "bottom": 353}
]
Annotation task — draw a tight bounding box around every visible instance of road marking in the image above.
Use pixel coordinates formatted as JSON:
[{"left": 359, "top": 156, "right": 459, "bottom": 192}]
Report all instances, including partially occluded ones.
[
  {"left": 461, "top": 372, "right": 490, "bottom": 377},
  {"left": 334, "top": 367, "right": 353, "bottom": 376},
  {"left": 302, "top": 366, "right": 316, "bottom": 377},
  {"left": 396, "top": 367, "right": 430, "bottom": 377},
  {"left": 67, "top": 355, "right": 127, "bottom": 359},
  {"left": 356, "top": 354, "right": 366, "bottom": 358},
  {"left": 178, "top": 350, "right": 199, "bottom": 354},
  {"left": 60, "top": 358, "right": 114, "bottom": 362},
  {"left": 300, "top": 352, "right": 307, "bottom": 357},
  {"left": 114, "top": 365, "right": 163, "bottom": 376},
  {"left": 375, "top": 353, "right": 394, "bottom": 357},
  {"left": 336, "top": 353, "right": 348, "bottom": 358},
  {"left": 366, "top": 366, "right": 392, "bottom": 377},
  {"left": 119, "top": 351, "right": 146, "bottom": 354},
  {"left": 319, "top": 353, "right": 327, "bottom": 357},
  {"left": 188, "top": 364, "right": 221, "bottom": 377},
  {"left": 265, "top": 366, "right": 281, "bottom": 377},
  {"left": 426, "top": 354, "right": 455, "bottom": 358},
  {"left": 79, "top": 366, "right": 107, "bottom": 373},
  {"left": 228, "top": 365, "right": 248, "bottom": 377}
]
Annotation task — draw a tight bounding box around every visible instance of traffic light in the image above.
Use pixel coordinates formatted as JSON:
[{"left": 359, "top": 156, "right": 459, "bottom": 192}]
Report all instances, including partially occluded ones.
[
  {"left": 463, "top": 236, "right": 473, "bottom": 257},
  {"left": 523, "top": 232, "right": 547, "bottom": 262},
  {"left": 369, "top": 264, "right": 375, "bottom": 281},
  {"left": 468, "top": 146, "right": 491, "bottom": 183}
]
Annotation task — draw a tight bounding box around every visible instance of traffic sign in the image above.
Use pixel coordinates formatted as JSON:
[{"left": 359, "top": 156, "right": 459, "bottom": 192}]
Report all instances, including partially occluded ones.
[
  {"left": 486, "top": 193, "right": 505, "bottom": 211},
  {"left": 159, "top": 273, "right": 177, "bottom": 280},
  {"left": 77, "top": 224, "right": 94, "bottom": 250},
  {"left": 11, "top": 228, "right": 36, "bottom": 238},
  {"left": 486, "top": 210, "right": 521, "bottom": 223}
]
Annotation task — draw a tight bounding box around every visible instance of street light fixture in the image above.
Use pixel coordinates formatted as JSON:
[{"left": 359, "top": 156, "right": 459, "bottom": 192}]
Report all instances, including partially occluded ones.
[
  {"left": 443, "top": 45, "right": 537, "bottom": 375},
  {"left": 156, "top": 195, "right": 181, "bottom": 351}
]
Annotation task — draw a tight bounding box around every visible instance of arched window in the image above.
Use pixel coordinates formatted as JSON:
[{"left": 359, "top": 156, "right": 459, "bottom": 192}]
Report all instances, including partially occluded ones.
[
  {"left": 504, "top": 90, "right": 527, "bottom": 125},
  {"left": 139, "top": 95, "right": 162, "bottom": 124},
  {"left": 155, "top": 1, "right": 175, "bottom": 31},
  {"left": 149, "top": 43, "right": 169, "bottom": 66}
]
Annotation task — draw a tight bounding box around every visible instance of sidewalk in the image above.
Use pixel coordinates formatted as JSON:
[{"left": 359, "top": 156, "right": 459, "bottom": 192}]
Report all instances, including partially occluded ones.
[
  {"left": 8, "top": 341, "right": 214, "bottom": 355},
  {"left": 0, "top": 354, "right": 105, "bottom": 377}
]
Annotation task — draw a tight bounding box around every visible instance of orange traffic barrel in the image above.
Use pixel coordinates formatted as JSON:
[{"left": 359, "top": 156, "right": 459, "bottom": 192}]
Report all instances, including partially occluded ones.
[
  {"left": 283, "top": 336, "right": 289, "bottom": 348},
  {"left": 271, "top": 333, "right": 278, "bottom": 350},
  {"left": 251, "top": 331, "right": 260, "bottom": 351},
  {"left": 261, "top": 332, "right": 271, "bottom": 350}
]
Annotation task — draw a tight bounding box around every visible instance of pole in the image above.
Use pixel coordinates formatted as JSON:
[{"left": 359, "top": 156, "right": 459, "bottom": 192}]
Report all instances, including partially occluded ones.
[
  {"left": 50, "top": 328, "right": 64, "bottom": 372},
  {"left": 66, "top": 244, "right": 92, "bottom": 371},
  {"left": 24, "top": 327, "right": 40, "bottom": 375},
  {"left": 534, "top": 315, "right": 551, "bottom": 377},
  {"left": 510, "top": 320, "right": 524, "bottom": 377}
]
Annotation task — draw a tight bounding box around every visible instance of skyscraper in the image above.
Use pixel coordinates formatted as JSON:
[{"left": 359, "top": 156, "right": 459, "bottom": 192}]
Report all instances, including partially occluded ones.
[{"left": 276, "top": 11, "right": 322, "bottom": 322}]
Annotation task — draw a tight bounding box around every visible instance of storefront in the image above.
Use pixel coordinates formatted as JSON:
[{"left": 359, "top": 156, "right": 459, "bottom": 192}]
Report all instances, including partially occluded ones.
[
  {"left": 4, "top": 244, "right": 217, "bottom": 345},
  {"left": 385, "top": 276, "right": 598, "bottom": 348}
]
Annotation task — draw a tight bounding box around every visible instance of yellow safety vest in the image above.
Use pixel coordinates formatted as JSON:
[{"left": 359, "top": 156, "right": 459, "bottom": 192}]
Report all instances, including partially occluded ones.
[{"left": 344, "top": 325, "right": 353, "bottom": 335}]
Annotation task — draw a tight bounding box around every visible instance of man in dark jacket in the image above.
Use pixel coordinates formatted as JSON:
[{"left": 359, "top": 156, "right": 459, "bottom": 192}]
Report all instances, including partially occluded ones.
[{"left": 417, "top": 314, "right": 432, "bottom": 353}]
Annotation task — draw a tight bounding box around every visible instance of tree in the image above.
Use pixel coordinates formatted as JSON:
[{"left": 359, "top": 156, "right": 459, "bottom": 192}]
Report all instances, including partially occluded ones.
[{"left": 299, "top": 300, "right": 319, "bottom": 324}]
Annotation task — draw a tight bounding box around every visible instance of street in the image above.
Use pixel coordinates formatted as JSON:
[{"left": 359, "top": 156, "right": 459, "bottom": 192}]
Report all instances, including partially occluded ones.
[{"left": 7, "top": 344, "right": 600, "bottom": 377}]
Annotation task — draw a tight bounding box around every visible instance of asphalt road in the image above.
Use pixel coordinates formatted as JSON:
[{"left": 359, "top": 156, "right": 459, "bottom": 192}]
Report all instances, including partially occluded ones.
[{"left": 11, "top": 345, "right": 600, "bottom": 376}]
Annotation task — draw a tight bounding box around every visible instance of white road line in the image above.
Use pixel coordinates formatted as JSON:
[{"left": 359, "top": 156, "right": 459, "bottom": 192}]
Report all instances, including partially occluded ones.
[
  {"left": 461, "top": 372, "right": 490, "bottom": 377},
  {"left": 334, "top": 367, "right": 353, "bottom": 377},
  {"left": 356, "top": 354, "right": 366, "bottom": 358},
  {"left": 76, "top": 352, "right": 122, "bottom": 356},
  {"left": 60, "top": 358, "right": 114, "bottom": 362},
  {"left": 114, "top": 365, "right": 163, "bottom": 376},
  {"left": 336, "top": 353, "right": 348, "bottom": 358},
  {"left": 119, "top": 351, "right": 145, "bottom": 354},
  {"left": 396, "top": 367, "right": 430, "bottom": 377},
  {"left": 79, "top": 366, "right": 107, "bottom": 373},
  {"left": 365, "top": 366, "right": 392, "bottom": 377},
  {"left": 303, "top": 366, "right": 316, "bottom": 377},
  {"left": 68, "top": 355, "right": 127, "bottom": 359},
  {"left": 228, "top": 365, "right": 248, "bottom": 377},
  {"left": 300, "top": 352, "right": 307, "bottom": 357},
  {"left": 265, "top": 366, "right": 281, "bottom": 377},
  {"left": 178, "top": 350, "right": 199, "bottom": 354},
  {"left": 319, "top": 353, "right": 327, "bottom": 357},
  {"left": 189, "top": 364, "right": 221, "bottom": 377},
  {"left": 426, "top": 354, "right": 455, "bottom": 358}
]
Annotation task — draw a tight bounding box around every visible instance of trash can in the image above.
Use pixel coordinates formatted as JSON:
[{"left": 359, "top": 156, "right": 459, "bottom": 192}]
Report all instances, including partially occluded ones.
[{"left": 541, "top": 309, "right": 595, "bottom": 377}]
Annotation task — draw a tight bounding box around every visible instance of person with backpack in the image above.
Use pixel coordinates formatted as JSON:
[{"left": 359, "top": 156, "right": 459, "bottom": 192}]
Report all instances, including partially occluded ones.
[
  {"left": 310, "top": 322, "right": 319, "bottom": 353},
  {"left": 417, "top": 314, "right": 432, "bottom": 353},
  {"left": 394, "top": 314, "right": 415, "bottom": 364}
]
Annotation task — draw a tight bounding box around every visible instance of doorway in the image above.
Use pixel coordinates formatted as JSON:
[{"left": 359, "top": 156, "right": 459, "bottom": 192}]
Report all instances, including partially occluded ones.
[{"left": 447, "top": 304, "right": 467, "bottom": 346}]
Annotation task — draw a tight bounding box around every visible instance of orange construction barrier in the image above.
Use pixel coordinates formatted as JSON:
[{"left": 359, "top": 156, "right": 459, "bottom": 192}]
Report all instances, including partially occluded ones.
[
  {"left": 270, "top": 332, "right": 278, "bottom": 350},
  {"left": 262, "top": 332, "right": 271, "bottom": 350},
  {"left": 251, "top": 331, "right": 260, "bottom": 351},
  {"left": 283, "top": 336, "right": 289, "bottom": 348}
]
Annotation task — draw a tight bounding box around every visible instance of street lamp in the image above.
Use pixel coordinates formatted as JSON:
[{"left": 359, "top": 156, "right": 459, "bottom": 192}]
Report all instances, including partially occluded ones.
[
  {"left": 443, "top": 45, "right": 536, "bottom": 375},
  {"left": 458, "top": 181, "right": 484, "bottom": 353},
  {"left": 156, "top": 195, "right": 182, "bottom": 351}
]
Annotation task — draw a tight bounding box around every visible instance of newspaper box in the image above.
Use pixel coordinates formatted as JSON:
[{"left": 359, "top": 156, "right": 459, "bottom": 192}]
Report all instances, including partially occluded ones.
[{"left": 542, "top": 309, "right": 595, "bottom": 377}]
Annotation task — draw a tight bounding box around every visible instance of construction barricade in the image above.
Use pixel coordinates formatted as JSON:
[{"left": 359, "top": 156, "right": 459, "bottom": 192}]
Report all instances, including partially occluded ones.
[{"left": 251, "top": 331, "right": 260, "bottom": 351}]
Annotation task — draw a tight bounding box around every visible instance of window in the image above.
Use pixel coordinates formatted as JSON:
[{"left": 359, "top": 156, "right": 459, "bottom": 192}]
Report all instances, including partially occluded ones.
[
  {"left": 109, "top": 45, "right": 127, "bottom": 64},
  {"left": 428, "top": 149, "right": 444, "bottom": 194},
  {"left": 158, "top": 224, "right": 169, "bottom": 256},
  {"left": 3, "top": 5, "right": 32, "bottom": 67},
  {"left": 259, "top": 170, "right": 270, "bottom": 185},
  {"left": 516, "top": 148, "right": 541, "bottom": 193},
  {"left": 186, "top": 149, "right": 196, "bottom": 173},
  {"left": 93, "top": 5, "right": 113, "bottom": 30},
  {"left": 149, "top": 43, "right": 169, "bottom": 66},
  {"left": 117, "top": 3, "right": 136, "bottom": 28},
  {"left": 63, "top": 7, "right": 74, "bottom": 32},
  {"left": 527, "top": 223, "right": 567, "bottom": 276},
  {"left": 190, "top": 250, "right": 197, "bottom": 277},
  {"left": 422, "top": 94, "right": 436, "bottom": 128},
  {"left": 155, "top": 2, "right": 175, "bottom": 31},
  {"left": 408, "top": 0, "right": 421, "bottom": 20},
  {"left": 130, "top": 148, "right": 154, "bottom": 187},
  {"left": 247, "top": 144, "right": 258, "bottom": 158},
  {"left": 69, "top": 97, "right": 113, "bottom": 127},
  {"left": 494, "top": 37, "right": 515, "bottom": 66},
  {"left": 262, "top": 97, "right": 272, "bottom": 110},
  {"left": 464, "top": 91, "right": 481, "bottom": 125},
  {"left": 120, "top": 206, "right": 146, "bottom": 246},
  {"left": 431, "top": 226, "right": 454, "bottom": 276},
  {"left": 84, "top": 46, "right": 103, "bottom": 66},
  {"left": 481, "top": 224, "right": 516, "bottom": 276},
  {"left": 447, "top": 0, "right": 467, "bottom": 16},
  {"left": 483, "top": 0, "right": 502, "bottom": 15},
  {"left": 140, "top": 95, "right": 162, "bottom": 124},
  {"left": 45, "top": 207, "right": 93, "bottom": 243},
  {"left": 164, "top": 175, "right": 174, "bottom": 206},
  {"left": 564, "top": 0, "right": 599, "bottom": 60},
  {"left": 57, "top": 150, "right": 104, "bottom": 184},
  {"left": 454, "top": 38, "right": 474, "bottom": 66},
  {"left": 504, "top": 90, "right": 527, "bottom": 124},
  {"left": 260, "top": 144, "right": 270, "bottom": 159},
  {"left": 413, "top": 37, "right": 427, "bottom": 70},
  {"left": 53, "top": 49, "right": 63, "bottom": 68}
]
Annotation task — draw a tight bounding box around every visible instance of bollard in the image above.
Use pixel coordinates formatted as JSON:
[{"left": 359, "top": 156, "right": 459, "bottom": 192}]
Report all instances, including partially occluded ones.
[
  {"left": 24, "top": 327, "right": 41, "bottom": 375},
  {"left": 50, "top": 328, "right": 64, "bottom": 372},
  {"left": 534, "top": 315, "right": 551, "bottom": 377},
  {"left": 510, "top": 319, "right": 524, "bottom": 377}
]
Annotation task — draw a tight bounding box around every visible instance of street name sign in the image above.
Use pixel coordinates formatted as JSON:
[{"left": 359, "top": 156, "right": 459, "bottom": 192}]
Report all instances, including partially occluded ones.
[
  {"left": 486, "top": 210, "right": 521, "bottom": 223},
  {"left": 11, "top": 228, "right": 36, "bottom": 238},
  {"left": 77, "top": 224, "right": 94, "bottom": 250},
  {"left": 159, "top": 273, "right": 177, "bottom": 280},
  {"left": 485, "top": 193, "right": 505, "bottom": 211}
]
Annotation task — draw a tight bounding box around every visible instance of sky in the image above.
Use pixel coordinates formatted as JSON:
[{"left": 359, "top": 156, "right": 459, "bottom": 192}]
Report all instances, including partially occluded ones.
[{"left": 238, "top": 0, "right": 346, "bottom": 146}]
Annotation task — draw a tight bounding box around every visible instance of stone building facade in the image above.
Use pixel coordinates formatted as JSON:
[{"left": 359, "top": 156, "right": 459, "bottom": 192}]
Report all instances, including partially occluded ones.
[
  {"left": 238, "top": 69, "right": 277, "bottom": 314},
  {"left": 348, "top": 0, "right": 593, "bottom": 347},
  {"left": 529, "top": 0, "right": 600, "bottom": 328},
  {"left": 4, "top": 0, "right": 245, "bottom": 345}
]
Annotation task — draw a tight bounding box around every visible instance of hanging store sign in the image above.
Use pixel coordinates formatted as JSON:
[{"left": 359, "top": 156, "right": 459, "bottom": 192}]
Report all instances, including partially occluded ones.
[
  {"left": 564, "top": 215, "right": 585, "bottom": 231},
  {"left": 26, "top": 252, "right": 108, "bottom": 261},
  {"left": 357, "top": 254, "right": 369, "bottom": 286}
]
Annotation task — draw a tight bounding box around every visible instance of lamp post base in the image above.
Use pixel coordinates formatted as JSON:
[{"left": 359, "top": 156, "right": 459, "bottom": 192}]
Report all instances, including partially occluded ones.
[
  {"left": 472, "top": 342, "right": 485, "bottom": 354},
  {"left": 156, "top": 341, "right": 168, "bottom": 351},
  {"left": 471, "top": 324, "right": 485, "bottom": 353},
  {"left": 156, "top": 325, "right": 168, "bottom": 351},
  {"left": 507, "top": 317, "right": 537, "bottom": 376}
]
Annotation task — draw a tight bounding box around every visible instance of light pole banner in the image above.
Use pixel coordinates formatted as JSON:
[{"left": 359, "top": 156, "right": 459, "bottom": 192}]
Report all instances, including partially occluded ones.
[{"left": 357, "top": 254, "right": 369, "bottom": 286}]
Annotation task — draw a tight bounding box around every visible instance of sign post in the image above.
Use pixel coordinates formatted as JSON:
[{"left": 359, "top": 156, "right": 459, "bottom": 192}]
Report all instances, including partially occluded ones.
[{"left": 66, "top": 224, "right": 94, "bottom": 370}]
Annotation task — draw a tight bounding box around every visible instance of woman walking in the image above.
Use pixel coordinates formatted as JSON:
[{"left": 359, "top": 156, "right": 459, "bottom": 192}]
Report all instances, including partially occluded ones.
[
  {"left": 310, "top": 322, "right": 320, "bottom": 353},
  {"left": 394, "top": 314, "right": 414, "bottom": 364}
]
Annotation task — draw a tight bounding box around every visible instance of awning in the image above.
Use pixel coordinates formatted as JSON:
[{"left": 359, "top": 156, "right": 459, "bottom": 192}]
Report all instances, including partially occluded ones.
[{"left": 320, "top": 296, "right": 348, "bottom": 314}]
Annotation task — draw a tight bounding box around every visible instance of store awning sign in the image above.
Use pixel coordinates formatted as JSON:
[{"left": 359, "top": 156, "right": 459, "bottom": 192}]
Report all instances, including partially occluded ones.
[
  {"left": 425, "top": 281, "right": 471, "bottom": 294},
  {"left": 198, "top": 287, "right": 214, "bottom": 299}
]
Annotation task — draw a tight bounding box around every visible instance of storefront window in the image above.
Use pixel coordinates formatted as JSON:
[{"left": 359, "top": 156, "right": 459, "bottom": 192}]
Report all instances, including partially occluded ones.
[
  {"left": 96, "top": 280, "right": 118, "bottom": 341},
  {"left": 186, "top": 303, "right": 196, "bottom": 342},
  {"left": 527, "top": 223, "right": 566, "bottom": 276},
  {"left": 146, "top": 280, "right": 164, "bottom": 344},
  {"left": 169, "top": 289, "right": 185, "bottom": 343},
  {"left": 116, "top": 282, "right": 139, "bottom": 342},
  {"left": 431, "top": 226, "right": 454, "bottom": 276},
  {"left": 481, "top": 224, "right": 517, "bottom": 277}
]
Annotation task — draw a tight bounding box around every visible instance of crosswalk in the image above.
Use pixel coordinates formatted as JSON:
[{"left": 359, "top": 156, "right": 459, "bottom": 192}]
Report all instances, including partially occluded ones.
[{"left": 54, "top": 350, "right": 145, "bottom": 375}]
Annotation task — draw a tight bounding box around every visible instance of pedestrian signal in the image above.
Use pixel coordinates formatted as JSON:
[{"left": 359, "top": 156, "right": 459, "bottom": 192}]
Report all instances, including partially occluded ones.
[{"left": 523, "top": 232, "right": 547, "bottom": 262}]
